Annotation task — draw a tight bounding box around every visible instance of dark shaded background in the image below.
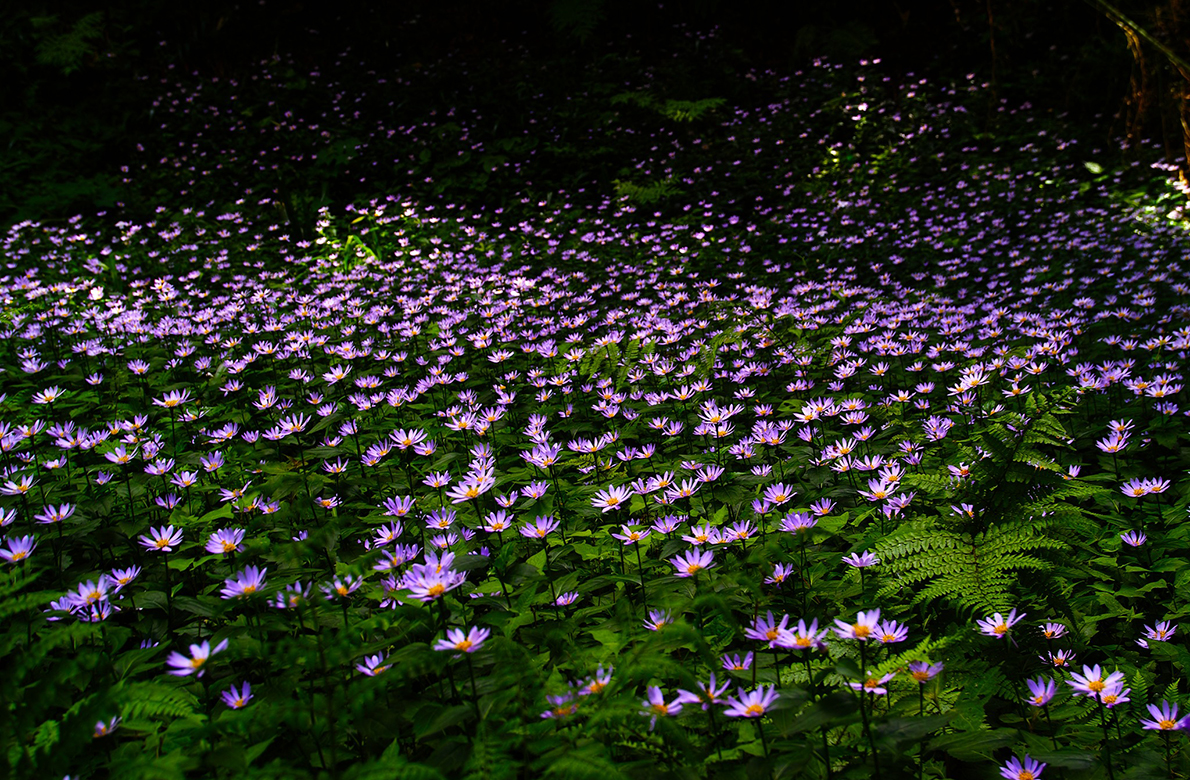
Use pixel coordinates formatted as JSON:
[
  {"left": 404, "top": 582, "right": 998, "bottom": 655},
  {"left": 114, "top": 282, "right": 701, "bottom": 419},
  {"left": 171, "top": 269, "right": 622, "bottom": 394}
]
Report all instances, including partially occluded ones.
[{"left": 0, "top": 0, "right": 1178, "bottom": 229}]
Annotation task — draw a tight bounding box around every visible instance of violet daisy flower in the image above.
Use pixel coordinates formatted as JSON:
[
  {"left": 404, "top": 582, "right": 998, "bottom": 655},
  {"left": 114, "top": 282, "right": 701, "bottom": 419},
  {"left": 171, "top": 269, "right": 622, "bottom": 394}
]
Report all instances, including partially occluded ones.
[
  {"left": 434, "top": 626, "right": 491, "bottom": 654},
  {"left": 206, "top": 528, "right": 246, "bottom": 555},
  {"left": 611, "top": 524, "right": 650, "bottom": 544},
  {"left": 1138, "top": 621, "right": 1176, "bottom": 648},
  {"left": 1041, "top": 622, "right": 1067, "bottom": 640},
  {"left": 670, "top": 548, "right": 714, "bottom": 577},
  {"left": 765, "top": 562, "right": 796, "bottom": 586},
  {"left": 220, "top": 566, "right": 268, "bottom": 599},
  {"left": 320, "top": 575, "right": 364, "bottom": 600},
  {"left": 675, "top": 673, "right": 730, "bottom": 710},
  {"left": 643, "top": 609, "right": 673, "bottom": 631},
  {"left": 849, "top": 671, "right": 896, "bottom": 696},
  {"left": 641, "top": 686, "right": 683, "bottom": 729},
  {"left": 874, "top": 619, "right": 909, "bottom": 644},
  {"left": 139, "top": 525, "right": 183, "bottom": 552},
  {"left": 0, "top": 535, "right": 37, "bottom": 564},
  {"left": 774, "top": 618, "right": 829, "bottom": 651},
  {"left": 744, "top": 610, "right": 790, "bottom": 646},
  {"left": 651, "top": 515, "right": 685, "bottom": 535},
  {"left": 592, "top": 484, "right": 632, "bottom": 512},
  {"left": 519, "top": 515, "right": 560, "bottom": 539},
  {"left": 780, "top": 511, "right": 817, "bottom": 534},
  {"left": 1120, "top": 530, "right": 1147, "bottom": 547},
  {"left": 221, "top": 682, "right": 253, "bottom": 709},
  {"left": 1067, "top": 665, "right": 1125, "bottom": 699},
  {"left": 271, "top": 582, "right": 311, "bottom": 610},
  {"left": 166, "top": 638, "right": 228, "bottom": 677},
  {"left": 1026, "top": 677, "right": 1057, "bottom": 706},
  {"left": 834, "top": 609, "right": 881, "bottom": 641},
  {"left": 908, "top": 661, "right": 944, "bottom": 684},
  {"left": 723, "top": 685, "right": 780, "bottom": 718},
  {"left": 1100, "top": 680, "right": 1130, "bottom": 709},
  {"left": 402, "top": 565, "right": 466, "bottom": 602},
  {"left": 721, "top": 652, "right": 753, "bottom": 671},
  {"left": 1000, "top": 754, "right": 1046, "bottom": 780},
  {"left": 577, "top": 666, "right": 614, "bottom": 696},
  {"left": 356, "top": 654, "right": 391, "bottom": 676},
  {"left": 33, "top": 503, "right": 75, "bottom": 525},
  {"left": 540, "top": 693, "right": 578, "bottom": 719},
  {"left": 975, "top": 609, "right": 1025, "bottom": 638},
  {"left": 1141, "top": 700, "right": 1190, "bottom": 731}
]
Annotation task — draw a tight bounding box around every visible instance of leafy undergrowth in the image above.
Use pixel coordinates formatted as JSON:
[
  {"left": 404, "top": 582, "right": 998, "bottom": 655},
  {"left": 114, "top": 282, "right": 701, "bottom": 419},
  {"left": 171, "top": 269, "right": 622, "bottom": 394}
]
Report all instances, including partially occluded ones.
[{"left": 3, "top": 24, "right": 1190, "bottom": 780}]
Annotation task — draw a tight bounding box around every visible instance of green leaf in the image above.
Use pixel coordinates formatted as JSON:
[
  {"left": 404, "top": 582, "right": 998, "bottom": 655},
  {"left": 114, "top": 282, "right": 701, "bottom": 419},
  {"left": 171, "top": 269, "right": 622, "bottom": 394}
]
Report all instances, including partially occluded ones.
[{"left": 928, "top": 728, "right": 1019, "bottom": 761}]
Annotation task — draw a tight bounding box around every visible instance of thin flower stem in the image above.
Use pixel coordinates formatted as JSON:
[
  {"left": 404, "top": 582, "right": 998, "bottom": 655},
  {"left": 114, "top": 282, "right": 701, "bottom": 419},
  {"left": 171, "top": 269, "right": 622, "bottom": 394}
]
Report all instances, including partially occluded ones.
[
  {"left": 1096, "top": 696, "right": 1116, "bottom": 780},
  {"left": 633, "top": 541, "right": 649, "bottom": 611}
]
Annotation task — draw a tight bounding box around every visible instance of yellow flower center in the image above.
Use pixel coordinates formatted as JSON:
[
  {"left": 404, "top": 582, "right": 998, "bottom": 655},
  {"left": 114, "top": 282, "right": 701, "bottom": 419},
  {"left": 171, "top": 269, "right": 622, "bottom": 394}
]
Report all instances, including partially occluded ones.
[
  {"left": 1160, "top": 719, "right": 1177, "bottom": 730},
  {"left": 1088, "top": 680, "right": 1105, "bottom": 692},
  {"left": 456, "top": 640, "right": 473, "bottom": 652},
  {"left": 852, "top": 624, "right": 870, "bottom": 638},
  {"left": 993, "top": 624, "right": 1008, "bottom": 635},
  {"left": 745, "top": 704, "right": 764, "bottom": 716},
  {"left": 427, "top": 584, "right": 445, "bottom": 596}
]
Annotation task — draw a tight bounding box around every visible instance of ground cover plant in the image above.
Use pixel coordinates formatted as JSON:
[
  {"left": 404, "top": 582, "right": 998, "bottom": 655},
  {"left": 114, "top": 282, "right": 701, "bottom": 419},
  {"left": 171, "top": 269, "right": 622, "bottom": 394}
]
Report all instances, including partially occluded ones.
[{"left": 5, "top": 18, "right": 1190, "bottom": 780}]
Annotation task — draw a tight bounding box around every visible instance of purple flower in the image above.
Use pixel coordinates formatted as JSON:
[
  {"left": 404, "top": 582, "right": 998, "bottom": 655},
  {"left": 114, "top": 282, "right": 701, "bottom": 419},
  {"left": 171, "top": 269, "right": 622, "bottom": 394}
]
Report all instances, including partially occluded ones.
[
  {"left": 1026, "top": 677, "right": 1056, "bottom": 706},
  {"left": 433, "top": 626, "right": 491, "bottom": 654},
  {"left": 842, "top": 550, "right": 879, "bottom": 568},
  {"left": 220, "top": 566, "right": 268, "bottom": 599},
  {"left": 1140, "top": 700, "right": 1190, "bottom": 730},
  {"left": 0, "top": 535, "right": 37, "bottom": 564},
  {"left": 33, "top": 503, "right": 75, "bottom": 525},
  {"left": 206, "top": 528, "right": 246, "bottom": 555},
  {"left": 1000, "top": 754, "right": 1046, "bottom": 780},
  {"left": 834, "top": 609, "right": 881, "bottom": 641},
  {"left": 975, "top": 609, "right": 1025, "bottom": 638},
  {"left": 675, "top": 673, "right": 730, "bottom": 710},
  {"left": 849, "top": 670, "right": 896, "bottom": 696},
  {"left": 356, "top": 654, "right": 391, "bottom": 676},
  {"left": 139, "top": 525, "right": 183, "bottom": 552},
  {"left": 1120, "top": 530, "right": 1147, "bottom": 547},
  {"left": 670, "top": 548, "right": 714, "bottom": 577},
  {"left": 723, "top": 685, "right": 779, "bottom": 718},
  {"left": 721, "top": 652, "right": 753, "bottom": 671},
  {"left": 908, "top": 661, "right": 944, "bottom": 684},
  {"left": 641, "top": 686, "right": 683, "bottom": 729},
  {"left": 744, "top": 611, "right": 789, "bottom": 645},
  {"left": 519, "top": 515, "right": 560, "bottom": 539},
  {"left": 643, "top": 609, "right": 673, "bottom": 631},
  {"left": 166, "top": 638, "right": 228, "bottom": 677},
  {"left": 1067, "top": 665, "right": 1125, "bottom": 699},
  {"left": 221, "top": 682, "right": 253, "bottom": 709}
]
